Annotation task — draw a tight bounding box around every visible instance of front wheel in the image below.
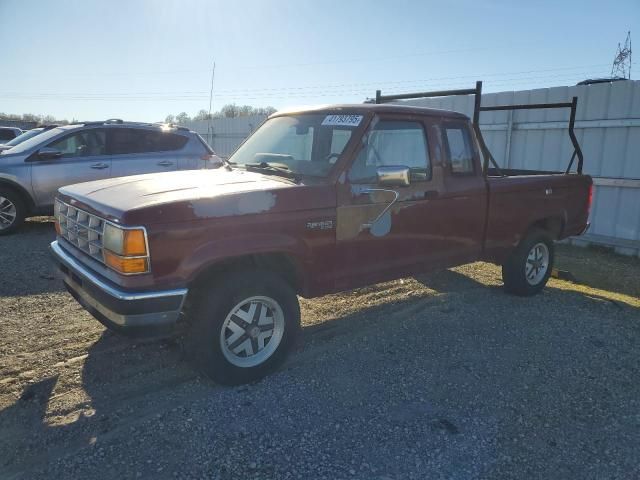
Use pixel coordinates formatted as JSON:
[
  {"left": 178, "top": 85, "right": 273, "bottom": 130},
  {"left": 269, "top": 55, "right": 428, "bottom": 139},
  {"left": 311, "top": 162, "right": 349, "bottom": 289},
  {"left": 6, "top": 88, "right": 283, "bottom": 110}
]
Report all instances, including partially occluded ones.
[
  {"left": 0, "top": 190, "right": 26, "bottom": 235},
  {"left": 502, "top": 229, "right": 555, "bottom": 296},
  {"left": 184, "top": 270, "right": 300, "bottom": 385}
]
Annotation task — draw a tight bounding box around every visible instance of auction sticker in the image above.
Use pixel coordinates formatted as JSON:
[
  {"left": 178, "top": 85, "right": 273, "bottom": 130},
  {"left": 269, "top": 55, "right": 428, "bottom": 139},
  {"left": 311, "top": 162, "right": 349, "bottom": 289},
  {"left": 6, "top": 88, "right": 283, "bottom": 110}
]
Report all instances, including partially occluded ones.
[{"left": 321, "top": 114, "right": 363, "bottom": 127}]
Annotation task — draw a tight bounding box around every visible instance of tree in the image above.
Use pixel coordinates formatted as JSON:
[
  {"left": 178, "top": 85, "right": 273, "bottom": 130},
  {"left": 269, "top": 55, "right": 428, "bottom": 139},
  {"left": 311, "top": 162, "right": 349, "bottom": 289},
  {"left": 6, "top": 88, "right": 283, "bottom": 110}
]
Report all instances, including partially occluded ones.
[
  {"left": 175, "top": 112, "right": 190, "bottom": 125},
  {"left": 163, "top": 105, "right": 276, "bottom": 122},
  {"left": 221, "top": 104, "right": 239, "bottom": 118},
  {"left": 193, "top": 109, "right": 211, "bottom": 121}
]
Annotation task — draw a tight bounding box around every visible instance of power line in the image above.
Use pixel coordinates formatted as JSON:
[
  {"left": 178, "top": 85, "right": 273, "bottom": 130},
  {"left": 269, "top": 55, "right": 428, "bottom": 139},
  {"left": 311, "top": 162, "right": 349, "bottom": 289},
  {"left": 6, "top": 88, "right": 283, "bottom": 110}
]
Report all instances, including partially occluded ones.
[
  {"left": 1, "top": 63, "right": 617, "bottom": 100},
  {"left": 0, "top": 70, "right": 611, "bottom": 102},
  {"left": 0, "top": 73, "right": 611, "bottom": 103}
]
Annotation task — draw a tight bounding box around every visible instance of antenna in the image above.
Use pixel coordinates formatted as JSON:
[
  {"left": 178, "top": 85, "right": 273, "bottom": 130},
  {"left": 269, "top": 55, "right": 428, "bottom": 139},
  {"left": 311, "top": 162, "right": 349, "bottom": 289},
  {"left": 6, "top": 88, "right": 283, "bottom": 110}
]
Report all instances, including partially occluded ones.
[
  {"left": 611, "top": 31, "right": 632, "bottom": 79},
  {"left": 207, "top": 60, "right": 216, "bottom": 145}
]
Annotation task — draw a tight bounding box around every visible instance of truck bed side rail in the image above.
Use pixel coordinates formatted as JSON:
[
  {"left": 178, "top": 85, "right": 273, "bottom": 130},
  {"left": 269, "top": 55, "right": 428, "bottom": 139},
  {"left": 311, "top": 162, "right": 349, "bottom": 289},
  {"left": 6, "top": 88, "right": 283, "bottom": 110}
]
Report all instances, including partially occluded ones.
[{"left": 374, "top": 81, "right": 584, "bottom": 175}]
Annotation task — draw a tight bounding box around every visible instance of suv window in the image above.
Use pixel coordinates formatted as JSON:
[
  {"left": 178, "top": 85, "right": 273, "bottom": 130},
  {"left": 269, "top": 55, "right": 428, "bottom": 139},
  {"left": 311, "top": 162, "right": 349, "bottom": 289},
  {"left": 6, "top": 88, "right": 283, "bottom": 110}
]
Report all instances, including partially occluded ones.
[
  {"left": 110, "top": 128, "right": 188, "bottom": 155},
  {"left": 47, "top": 129, "right": 107, "bottom": 158},
  {"left": 349, "top": 120, "right": 430, "bottom": 183},
  {"left": 443, "top": 125, "right": 474, "bottom": 174},
  {"left": 0, "top": 130, "right": 16, "bottom": 141}
]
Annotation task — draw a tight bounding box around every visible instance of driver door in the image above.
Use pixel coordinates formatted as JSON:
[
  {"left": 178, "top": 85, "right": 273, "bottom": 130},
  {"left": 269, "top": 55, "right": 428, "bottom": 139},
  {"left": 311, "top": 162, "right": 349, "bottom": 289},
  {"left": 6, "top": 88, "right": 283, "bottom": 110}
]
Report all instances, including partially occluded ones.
[
  {"left": 31, "top": 128, "right": 111, "bottom": 207},
  {"left": 333, "top": 115, "right": 450, "bottom": 290}
]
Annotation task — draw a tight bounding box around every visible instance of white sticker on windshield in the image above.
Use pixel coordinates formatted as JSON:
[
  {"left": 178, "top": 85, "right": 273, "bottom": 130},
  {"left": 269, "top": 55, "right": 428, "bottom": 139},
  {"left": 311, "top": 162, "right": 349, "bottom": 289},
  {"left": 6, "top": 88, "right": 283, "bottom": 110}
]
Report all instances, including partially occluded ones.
[{"left": 321, "top": 114, "right": 363, "bottom": 127}]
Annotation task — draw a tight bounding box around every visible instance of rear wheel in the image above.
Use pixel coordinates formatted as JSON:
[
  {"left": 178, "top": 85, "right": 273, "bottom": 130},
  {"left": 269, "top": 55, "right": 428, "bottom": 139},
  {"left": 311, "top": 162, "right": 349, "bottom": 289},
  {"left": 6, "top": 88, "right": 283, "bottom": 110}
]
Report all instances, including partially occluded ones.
[
  {"left": 0, "top": 189, "right": 26, "bottom": 235},
  {"left": 502, "top": 229, "right": 554, "bottom": 296},
  {"left": 184, "top": 270, "right": 300, "bottom": 385}
]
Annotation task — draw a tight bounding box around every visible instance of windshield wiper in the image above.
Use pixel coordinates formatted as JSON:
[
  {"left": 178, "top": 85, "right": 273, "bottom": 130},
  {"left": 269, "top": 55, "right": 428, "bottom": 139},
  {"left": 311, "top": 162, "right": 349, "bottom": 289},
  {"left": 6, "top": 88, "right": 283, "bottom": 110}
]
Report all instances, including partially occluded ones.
[{"left": 242, "top": 162, "right": 300, "bottom": 182}]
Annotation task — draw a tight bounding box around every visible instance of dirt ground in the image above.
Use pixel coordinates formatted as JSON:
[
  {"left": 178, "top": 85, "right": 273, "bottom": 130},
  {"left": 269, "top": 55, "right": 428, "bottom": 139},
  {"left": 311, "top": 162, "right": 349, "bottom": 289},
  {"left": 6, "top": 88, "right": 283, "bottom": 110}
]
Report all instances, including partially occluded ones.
[{"left": 1, "top": 218, "right": 639, "bottom": 479}]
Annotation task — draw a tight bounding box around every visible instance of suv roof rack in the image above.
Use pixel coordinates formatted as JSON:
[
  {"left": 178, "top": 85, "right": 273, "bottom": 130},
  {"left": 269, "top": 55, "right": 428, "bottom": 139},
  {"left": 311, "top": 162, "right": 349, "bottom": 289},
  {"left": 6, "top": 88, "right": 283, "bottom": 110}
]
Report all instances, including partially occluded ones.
[
  {"left": 374, "top": 81, "right": 584, "bottom": 175},
  {"left": 76, "top": 119, "right": 191, "bottom": 132}
]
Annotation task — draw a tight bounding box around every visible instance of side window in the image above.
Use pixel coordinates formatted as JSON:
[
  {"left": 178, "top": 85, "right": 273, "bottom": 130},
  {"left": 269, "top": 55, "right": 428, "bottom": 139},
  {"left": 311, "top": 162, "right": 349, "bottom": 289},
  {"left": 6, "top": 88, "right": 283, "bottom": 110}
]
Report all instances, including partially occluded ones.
[
  {"left": 443, "top": 125, "right": 474, "bottom": 174},
  {"left": 47, "top": 129, "right": 107, "bottom": 158},
  {"left": 348, "top": 120, "right": 430, "bottom": 183},
  {"left": 0, "top": 130, "right": 16, "bottom": 141},
  {"left": 110, "top": 129, "right": 188, "bottom": 155}
]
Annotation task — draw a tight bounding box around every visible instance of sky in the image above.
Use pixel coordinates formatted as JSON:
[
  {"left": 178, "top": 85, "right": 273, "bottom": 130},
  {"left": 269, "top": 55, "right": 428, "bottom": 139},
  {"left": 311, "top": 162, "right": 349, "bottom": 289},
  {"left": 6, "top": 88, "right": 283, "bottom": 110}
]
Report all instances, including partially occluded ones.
[{"left": 0, "top": 0, "right": 637, "bottom": 122}]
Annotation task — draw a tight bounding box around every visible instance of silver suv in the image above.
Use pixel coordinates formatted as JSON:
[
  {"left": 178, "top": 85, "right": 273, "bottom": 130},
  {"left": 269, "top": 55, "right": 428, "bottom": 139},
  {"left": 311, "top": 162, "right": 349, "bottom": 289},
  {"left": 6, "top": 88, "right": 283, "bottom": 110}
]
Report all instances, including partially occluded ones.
[{"left": 0, "top": 120, "right": 220, "bottom": 234}]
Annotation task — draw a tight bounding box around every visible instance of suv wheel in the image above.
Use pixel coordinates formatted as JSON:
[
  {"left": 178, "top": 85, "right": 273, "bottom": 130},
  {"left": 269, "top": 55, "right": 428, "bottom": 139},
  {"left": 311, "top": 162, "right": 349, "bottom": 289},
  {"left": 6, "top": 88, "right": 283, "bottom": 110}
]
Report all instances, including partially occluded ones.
[
  {"left": 0, "top": 190, "right": 26, "bottom": 235},
  {"left": 185, "top": 270, "right": 300, "bottom": 385},
  {"left": 502, "top": 229, "right": 555, "bottom": 296}
]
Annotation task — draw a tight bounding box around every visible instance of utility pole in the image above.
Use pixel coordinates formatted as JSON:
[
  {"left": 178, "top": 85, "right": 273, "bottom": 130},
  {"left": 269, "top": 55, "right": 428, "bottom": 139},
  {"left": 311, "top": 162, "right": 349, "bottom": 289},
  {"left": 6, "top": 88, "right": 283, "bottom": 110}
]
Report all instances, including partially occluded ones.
[
  {"left": 611, "top": 31, "right": 632, "bottom": 79},
  {"left": 207, "top": 61, "right": 216, "bottom": 146}
]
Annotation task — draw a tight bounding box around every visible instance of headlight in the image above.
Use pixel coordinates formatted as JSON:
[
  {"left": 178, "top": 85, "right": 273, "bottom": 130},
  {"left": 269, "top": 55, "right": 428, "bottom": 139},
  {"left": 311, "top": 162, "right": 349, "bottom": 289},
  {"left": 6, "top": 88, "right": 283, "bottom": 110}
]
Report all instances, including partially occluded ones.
[{"left": 103, "top": 223, "right": 149, "bottom": 274}]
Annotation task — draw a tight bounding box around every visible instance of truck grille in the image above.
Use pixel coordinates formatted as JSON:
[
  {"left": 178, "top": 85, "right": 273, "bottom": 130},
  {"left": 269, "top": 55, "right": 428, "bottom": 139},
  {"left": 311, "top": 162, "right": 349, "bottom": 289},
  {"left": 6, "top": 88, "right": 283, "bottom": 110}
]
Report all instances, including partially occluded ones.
[{"left": 55, "top": 200, "right": 105, "bottom": 262}]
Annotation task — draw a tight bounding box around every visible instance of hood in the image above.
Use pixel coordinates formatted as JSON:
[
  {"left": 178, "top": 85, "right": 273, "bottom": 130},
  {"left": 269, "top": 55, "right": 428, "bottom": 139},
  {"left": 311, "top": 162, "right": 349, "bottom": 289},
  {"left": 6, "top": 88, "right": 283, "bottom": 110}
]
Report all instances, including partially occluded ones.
[{"left": 58, "top": 168, "right": 335, "bottom": 225}]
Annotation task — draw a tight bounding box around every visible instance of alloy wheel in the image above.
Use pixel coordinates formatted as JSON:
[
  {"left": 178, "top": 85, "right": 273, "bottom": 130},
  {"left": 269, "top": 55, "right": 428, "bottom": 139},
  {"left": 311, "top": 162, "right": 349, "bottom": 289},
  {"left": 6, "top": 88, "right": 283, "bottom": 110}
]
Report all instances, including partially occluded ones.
[
  {"left": 525, "top": 242, "right": 550, "bottom": 285},
  {"left": 0, "top": 196, "right": 17, "bottom": 230},
  {"left": 219, "top": 296, "right": 285, "bottom": 368}
]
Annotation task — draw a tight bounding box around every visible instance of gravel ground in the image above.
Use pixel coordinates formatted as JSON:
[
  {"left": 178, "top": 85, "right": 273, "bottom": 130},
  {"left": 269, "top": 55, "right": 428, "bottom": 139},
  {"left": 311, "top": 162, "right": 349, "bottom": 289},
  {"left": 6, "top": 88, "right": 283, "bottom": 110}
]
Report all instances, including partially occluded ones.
[{"left": 1, "top": 219, "right": 639, "bottom": 480}]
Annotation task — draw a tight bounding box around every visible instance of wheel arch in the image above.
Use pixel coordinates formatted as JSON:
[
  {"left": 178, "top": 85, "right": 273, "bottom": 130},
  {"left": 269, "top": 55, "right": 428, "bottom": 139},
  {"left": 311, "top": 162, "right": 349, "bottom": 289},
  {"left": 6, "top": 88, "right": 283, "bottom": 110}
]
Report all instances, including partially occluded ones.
[
  {"left": 0, "top": 178, "right": 35, "bottom": 214},
  {"left": 188, "top": 251, "right": 306, "bottom": 296}
]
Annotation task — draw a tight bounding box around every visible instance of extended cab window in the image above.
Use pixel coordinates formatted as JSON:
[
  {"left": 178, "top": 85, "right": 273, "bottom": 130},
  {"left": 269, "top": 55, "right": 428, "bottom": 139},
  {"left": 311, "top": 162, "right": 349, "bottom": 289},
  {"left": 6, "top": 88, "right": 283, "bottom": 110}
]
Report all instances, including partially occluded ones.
[
  {"left": 110, "top": 129, "right": 188, "bottom": 155},
  {"left": 349, "top": 120, "right": 430, "bottom": 183},
  {"left": 47, "top": 129, "right": 107, "bottom": 158},
  {"left": 443, "top": 125, "right": 474, "bottom": 174}
]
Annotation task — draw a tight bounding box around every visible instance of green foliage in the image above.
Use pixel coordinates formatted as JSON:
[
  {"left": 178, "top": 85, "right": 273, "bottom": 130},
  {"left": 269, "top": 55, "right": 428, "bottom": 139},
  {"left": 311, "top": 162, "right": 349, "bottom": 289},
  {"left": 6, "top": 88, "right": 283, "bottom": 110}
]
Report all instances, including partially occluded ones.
[{"left": 165, "top": 105, "right": 276, "bottom": 124}]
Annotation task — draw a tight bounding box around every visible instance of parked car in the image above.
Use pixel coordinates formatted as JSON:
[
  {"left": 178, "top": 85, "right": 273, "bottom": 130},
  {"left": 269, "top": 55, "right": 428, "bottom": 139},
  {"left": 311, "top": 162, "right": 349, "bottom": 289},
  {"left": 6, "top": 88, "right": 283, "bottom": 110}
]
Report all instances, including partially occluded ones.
[
  {"left": 0, "top": 125, "right": 58, "bottom": 152},
  {"left": 0, "top": 126, "right": 23, "bottom": 143},
  {"left": 50, "top": 97, "right": 592, "bottom": 385},
  {"left": 0, "top": 120, "right": 221, "bottom": 233}
]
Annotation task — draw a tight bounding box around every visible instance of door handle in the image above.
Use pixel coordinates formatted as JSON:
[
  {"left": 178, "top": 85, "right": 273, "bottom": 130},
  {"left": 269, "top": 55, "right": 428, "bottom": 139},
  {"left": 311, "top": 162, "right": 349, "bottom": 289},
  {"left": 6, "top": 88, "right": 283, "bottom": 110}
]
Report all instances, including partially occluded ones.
[
  {"left": 157, "top": 160, "right": 174, "bottom": 167},
  {"left": 90, "top": 163, "right": 109, "bottom": 170}
]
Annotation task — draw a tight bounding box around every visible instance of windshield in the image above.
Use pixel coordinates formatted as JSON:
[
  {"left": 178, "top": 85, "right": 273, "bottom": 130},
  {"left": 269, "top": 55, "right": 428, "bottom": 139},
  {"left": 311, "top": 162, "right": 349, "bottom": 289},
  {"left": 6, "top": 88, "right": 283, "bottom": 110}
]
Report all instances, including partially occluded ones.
[
  {"left": 4, "top": 127, "right": 68, "bottom": 154},
  {"left": 229, "top": 113, "right": 363, "bottom": 177},
  {"left": 4, "top": 128, "right": 44, "bottom": 147}
]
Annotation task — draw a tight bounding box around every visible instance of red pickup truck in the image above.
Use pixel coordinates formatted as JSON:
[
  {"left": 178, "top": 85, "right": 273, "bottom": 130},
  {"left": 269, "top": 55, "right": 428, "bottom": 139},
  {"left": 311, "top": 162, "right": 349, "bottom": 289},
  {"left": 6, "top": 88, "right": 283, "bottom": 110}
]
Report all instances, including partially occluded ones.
[{"left": 51, "top": 87, "right": 592, "bottom": 384}]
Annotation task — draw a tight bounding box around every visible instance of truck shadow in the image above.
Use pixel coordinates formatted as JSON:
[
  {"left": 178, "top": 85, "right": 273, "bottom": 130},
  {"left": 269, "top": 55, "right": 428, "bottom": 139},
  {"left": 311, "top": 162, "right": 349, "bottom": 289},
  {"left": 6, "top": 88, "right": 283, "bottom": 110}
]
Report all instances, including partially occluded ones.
[
  {"left": 414, "top": 268, "right": 497, "bottom": 293},
  {"left": 1, "top": 274, "right": 638, "bottom": 477}
]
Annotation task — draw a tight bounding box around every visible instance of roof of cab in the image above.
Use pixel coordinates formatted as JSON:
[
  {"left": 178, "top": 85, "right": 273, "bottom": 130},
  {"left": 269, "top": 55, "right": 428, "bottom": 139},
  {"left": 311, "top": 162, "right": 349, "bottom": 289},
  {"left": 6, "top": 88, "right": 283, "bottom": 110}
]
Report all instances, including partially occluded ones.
[{"left": 271, "top": 103, "right": 469, "bottom": 120}]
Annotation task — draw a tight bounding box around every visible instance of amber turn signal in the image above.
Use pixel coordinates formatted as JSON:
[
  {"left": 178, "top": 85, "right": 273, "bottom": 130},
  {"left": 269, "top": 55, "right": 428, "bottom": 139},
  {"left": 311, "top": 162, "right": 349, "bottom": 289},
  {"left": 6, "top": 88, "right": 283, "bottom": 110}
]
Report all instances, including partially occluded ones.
[
  {"left": 104, "top": 250, "right": 149, "bottom": 274},
  {"left": 122, "top": 229, "right": 147, "bottom": 256}
]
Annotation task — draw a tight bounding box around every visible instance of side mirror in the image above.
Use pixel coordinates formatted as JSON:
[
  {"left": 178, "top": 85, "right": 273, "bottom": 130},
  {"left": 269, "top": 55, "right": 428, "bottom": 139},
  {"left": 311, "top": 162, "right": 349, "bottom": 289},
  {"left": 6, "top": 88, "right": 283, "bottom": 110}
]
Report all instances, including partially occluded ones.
[
  {"left": 376, "top": 166, "right": 410, "bottom": 187},
  {"left": 38, "top": 147, "right": 63, "bottom": 160}
]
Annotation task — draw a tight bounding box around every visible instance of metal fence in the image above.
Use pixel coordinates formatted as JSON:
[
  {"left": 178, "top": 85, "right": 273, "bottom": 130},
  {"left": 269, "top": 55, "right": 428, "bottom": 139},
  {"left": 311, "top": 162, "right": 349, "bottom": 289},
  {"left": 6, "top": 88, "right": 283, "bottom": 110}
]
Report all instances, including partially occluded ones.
[
  {"left": 184, "top": 115, "right": 267, "bottom": 157},
  {"left": 396, "top": 80, "right": 640, "bottom": 256}
]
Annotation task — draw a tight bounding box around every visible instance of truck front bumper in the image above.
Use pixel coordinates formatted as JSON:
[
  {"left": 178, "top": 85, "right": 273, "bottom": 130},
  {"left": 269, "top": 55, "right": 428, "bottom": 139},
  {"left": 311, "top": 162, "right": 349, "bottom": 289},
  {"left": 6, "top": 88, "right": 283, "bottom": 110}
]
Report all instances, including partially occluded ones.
[{"left": 50, "top": 241, "right": 188, "bottom": 339}]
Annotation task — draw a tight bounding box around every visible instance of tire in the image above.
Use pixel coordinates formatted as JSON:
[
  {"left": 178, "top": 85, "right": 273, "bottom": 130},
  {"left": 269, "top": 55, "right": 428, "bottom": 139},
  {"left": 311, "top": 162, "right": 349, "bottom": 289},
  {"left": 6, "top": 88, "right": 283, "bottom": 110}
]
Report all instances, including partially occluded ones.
[
  {"left": 184, "top": 270, "right": 300, "bottom": 385},
  {"left": 0, "top": 189, "right": 26, "bottom": 235},
  {"left": 502, "top": 229, "right": 555, "bottom": 296}
]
